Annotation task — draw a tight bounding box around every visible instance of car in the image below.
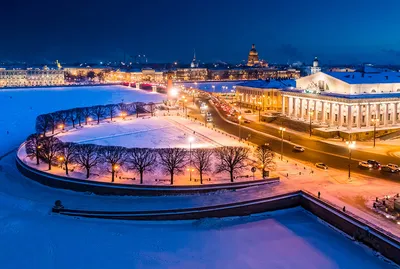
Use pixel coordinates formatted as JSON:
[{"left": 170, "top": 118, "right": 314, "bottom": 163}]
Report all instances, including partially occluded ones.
[
  {"left": 359, "top": 161, "right": 373, "bottom": 169},
  {"left": 387, "top": 163, "right": 399, "bottom": 172},
  {"left": 206, "top": 117, "right": 213, "bottom": 122},
  {"left": 244, "top": 120, "right": 251, "bottom": 124},
  {"left": 207, "top": 112, "right": 212, "bottom": 117},
  {"left": 367, "top": 160, "right": 381, "bottom": 168},
  {"left": 381, "top": 165, "right": 397, "bottom": 173},
  {"left": 293, "top": 146, "right": 305, "bottom": 152},
  {"left": 315, "top": 163, "right": 328, "bottom": 170}
]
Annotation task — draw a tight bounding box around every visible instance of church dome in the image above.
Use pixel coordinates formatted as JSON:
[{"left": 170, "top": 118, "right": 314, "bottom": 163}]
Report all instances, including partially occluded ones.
[
  {"left": 313, "top": 57, "right": 319, "bottom": 67},
  {"left": 249, "top": 44, "right": 258, "bottom": 55}
]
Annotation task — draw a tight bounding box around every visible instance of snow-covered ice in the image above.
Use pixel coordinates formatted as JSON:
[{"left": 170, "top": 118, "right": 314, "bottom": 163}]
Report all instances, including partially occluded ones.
[
  {"left": 0, "top": 207, "right": 395, "bottom": 269},
  {"left": 0, "top": 85, "right": 164, "bottom": 156}
]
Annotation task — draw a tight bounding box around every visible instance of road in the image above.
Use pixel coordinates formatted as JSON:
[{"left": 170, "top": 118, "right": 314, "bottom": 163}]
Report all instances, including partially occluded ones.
[{"left": 194, "top": 97, "right": 400, "bottom": 182}]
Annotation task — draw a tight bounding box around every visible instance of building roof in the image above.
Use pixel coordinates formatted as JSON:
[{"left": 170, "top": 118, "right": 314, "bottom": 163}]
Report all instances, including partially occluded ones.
[
  {"left": 325, "top": 71, "right": 400, "bottom": 84},
  {"left": 282, "top": 87, "right": 400, "bottom": 100},
  {"left": 238, "top": 79, "right": 295, "bottom": 89}
]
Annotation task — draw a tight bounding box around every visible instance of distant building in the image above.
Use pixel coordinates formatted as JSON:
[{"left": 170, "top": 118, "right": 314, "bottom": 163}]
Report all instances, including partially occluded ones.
[
  {"left": 310, "top": 57, "right": 321, "bottom": 75},
  {"left": 235, "top": 79, "right": 296, "bottom": 111},
  {"left": 190, "top": 50, "right": 199, "bottom": 68},
  {"left": 0, "top": 68, "right": 64, "bottom": 87}
]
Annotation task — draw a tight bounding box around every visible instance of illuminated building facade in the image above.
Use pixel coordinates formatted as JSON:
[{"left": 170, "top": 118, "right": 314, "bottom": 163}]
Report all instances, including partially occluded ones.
[{"left": 0, "top": 69, "right": 65, "bottom": 87}]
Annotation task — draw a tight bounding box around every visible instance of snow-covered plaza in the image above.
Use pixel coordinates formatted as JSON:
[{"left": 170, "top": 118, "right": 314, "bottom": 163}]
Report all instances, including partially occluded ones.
[{"left": 1, "top": 85, "right": 400, "bottom": 268}]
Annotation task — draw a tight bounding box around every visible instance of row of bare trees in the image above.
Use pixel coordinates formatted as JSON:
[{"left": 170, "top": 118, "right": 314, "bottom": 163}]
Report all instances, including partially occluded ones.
[
  {"left": 35, "top": 102, "right": 156, "bottom": 135},
  {"left": 26, "top": 134, "right": 274, "bottom": 184}
]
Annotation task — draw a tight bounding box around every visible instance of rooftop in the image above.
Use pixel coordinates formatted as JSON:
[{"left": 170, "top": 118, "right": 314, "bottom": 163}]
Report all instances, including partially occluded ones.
[
  {"left": 326, "top": 71, "right": 400, "bottom": 84},
  {"left": 238, "top": 79, "right": 295, "bottom": 89}
]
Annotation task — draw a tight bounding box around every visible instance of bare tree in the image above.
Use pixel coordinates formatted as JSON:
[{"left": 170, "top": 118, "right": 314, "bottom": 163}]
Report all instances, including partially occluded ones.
[
  {"left": 148, "top": 102, "right": 155, "bottom": 117},
  {"left": 68, "top": 108, "right": 79, "bottom": 128},
  {"left": 105, "top": 104, "right": 117, "bottom": 121},
  {"left": 192, "top": 148, "right": 214, "bottom": 184},
  {"left": 158, "top": 148, "right": 187, "bottom": 185},
  {"left": 74, "top": 108, "right": 83, "bottom": 126},
  {"left": 59, "top": 142, "right": 78, "bottom": 176},
  {"left": 82, "top": 107, "right": 92, "bottom": 125},
  {"left": 126, "top": 148, "right": 157, "bottom": 184},
  {"left": 254, "top": 145, "right": 274, "bottom": 178},
  {"left": 75, "top": 144, "right": 101, "bottom": 179},
  {"left": 48, "top": 113, "right": 58, "bottom": 134},
  {"left": 215, "top": 146, "right": 250, "bottom": 182},
  {"left": 26, "top": 133, "right": 43, "bottom": 165},
  {"left": 57, "top": 110, "right": 69, "bottom": 130},
  {"left": 35, "top": 114, "right": 50, "bottom": 136},
  {"left": 118, "top": 102, "right": 136, "bottom": 117},
  {"left": 99, "top": 146, "right": 127, "bottom": 182},
  {"left": 91, "top": 105, "right": 106, "bottom": 124},
  {"left": 39, "top": 136, "right": 62, "bottom": 170}
]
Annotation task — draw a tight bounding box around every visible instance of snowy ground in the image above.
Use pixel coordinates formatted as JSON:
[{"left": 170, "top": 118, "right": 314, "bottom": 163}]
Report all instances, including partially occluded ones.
[
  {"left": 0, "top": 85, "right": 164, "bottom": 156},
  {"left": 1, "top": 85, "right": 400, "bottom": 268}
]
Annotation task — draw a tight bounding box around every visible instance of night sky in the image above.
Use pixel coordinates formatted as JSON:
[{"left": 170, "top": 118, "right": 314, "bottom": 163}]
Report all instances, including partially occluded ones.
[{"left": 2, "top": 0, "right": 400, "bottom": 64}]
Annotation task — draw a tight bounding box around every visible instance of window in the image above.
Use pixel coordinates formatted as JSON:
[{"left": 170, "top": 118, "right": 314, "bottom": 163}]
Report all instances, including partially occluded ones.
[
  {"left": 397, "top": 89, "right": 400, "bottom": 92},
  {"left": 371, "top": 89, "right": 376, "bottom": 93}
]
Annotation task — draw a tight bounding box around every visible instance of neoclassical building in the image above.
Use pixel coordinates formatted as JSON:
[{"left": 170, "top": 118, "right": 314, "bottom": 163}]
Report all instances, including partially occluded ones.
[
  {"left": 0, "top": 69, "right": 65, "bottom": 87},
  {"left": 280, "top": 71, "right": 400, "bottom": 131}
]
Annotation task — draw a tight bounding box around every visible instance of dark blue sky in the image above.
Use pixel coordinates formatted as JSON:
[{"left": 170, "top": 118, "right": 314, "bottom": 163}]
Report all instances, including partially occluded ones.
[{"left": 2, "top": 0, "right": 400, "bottom": 64}]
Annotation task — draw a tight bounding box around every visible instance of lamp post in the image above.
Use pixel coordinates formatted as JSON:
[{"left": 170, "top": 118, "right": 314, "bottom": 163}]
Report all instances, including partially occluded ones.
[
  {"left": 372, "top": 118, "right": 379, "bottom": 148},
  {"left": 188, "top": 136, "right": 194, "bottom": 181},
  {"left": 279, "top": 127, "right": 286, "bottom": 160},
  {"left": 346, "top": 140, "right": 356, "bottom": 179},
  {"left": 238, "top": 115, "right": 242, "bottom": 140},
  {"left": 184, "top": 99, "right": 188, "bottom": 117},
  {"left": 262, "top": 94, "right": 265, "bottom": 111},
  {"left": 309, "top": 110, "right": 314, "bottom": 137}
]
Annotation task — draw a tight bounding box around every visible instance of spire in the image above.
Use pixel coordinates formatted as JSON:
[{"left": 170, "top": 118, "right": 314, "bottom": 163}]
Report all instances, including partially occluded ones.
[{"left": 193, "top": 49, "right": 196, "bottom": 61}]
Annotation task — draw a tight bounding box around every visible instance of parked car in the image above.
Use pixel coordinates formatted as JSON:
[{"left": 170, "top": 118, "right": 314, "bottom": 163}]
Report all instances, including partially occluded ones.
[
  {"left": 207, "top": 112, "right": 212, "bottom": 117},
  {"left": 387, "top": 163, "right": 399, "bottom": 172},
  {"left": 381, "top": 165, "right": 397, "bottom": 173},
  {"left": 293, "top": 146, "right": 305, "bottom": 152},
  {"left": 315, "top": 163, "right": 328, "bottom": 170},
  {"left": 358, "top": 161, "right": 373, "bottom": 169},
  {"left": 206, "top": 117, "right": 213, "bottom": 122},
  {"left": 367, "top": 160, "right": 381, "bottom": 168}
]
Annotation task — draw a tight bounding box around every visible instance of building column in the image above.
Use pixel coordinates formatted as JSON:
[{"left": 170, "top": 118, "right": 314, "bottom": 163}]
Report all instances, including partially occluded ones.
[
  {"left": 384, "top": 103, "right": 389, "bottom": 127},
  {"left": 392, "top": 103, "right": 397, "bottom": 125},
  {"left": 313, "top": 100, "right": 318, "bottom": 121},
  {"left": 347, "top": 105, "right": 353, "bottom": 130},
  {"left": 329, "top": 103, "right": 334, "bottom": 126},
  {"left": 357, "top": 105, "right": 361, "bottom": 129},
  {"left": 366, "top": 104, "right": 371, "bottom": 128},
  {"left": 376, "top": 104, "right": 380, "bottom": 122},
  {"left": 338, "top": 104, "right": 343, "bottom": 127},
  {"left": 288, "top": 97, "right": 293, "bottom": 117},
  {"left": 321, "top": 101, "right": 326, "bottom": 123},
  {"left": 306, "top": 99, "right": 310, "bottom": 120},
  {"left": 281, "top": 96, "right": 286, "bottom": 115},
  {"left": 299, "top": 99, "right": 304, "bottom": 119},
  {"left": 293, "top": 98, "right": 298, "bottom": 118}
]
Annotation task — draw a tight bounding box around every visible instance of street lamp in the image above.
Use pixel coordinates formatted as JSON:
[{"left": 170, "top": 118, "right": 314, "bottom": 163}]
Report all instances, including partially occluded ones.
[
  {"left": 184, "top": 99, "right": 188, "bottom": 117},
  {"left": 309, "top": 110, "right": 314, "bottom": 137},
  {"left": 262, "top": 94, "right": 265, "bottom": 111},
  {"left": 188, "top": 136, "right": 194, "bottom": 181},
  {"left": 238, "top": 115, "right": 242, "bottom": 140},
  {"left": 279, "top": 127, "right": 286, "bottom": 160},
  {"left": 372, "top": 118, "right": 379, "bottom": 148},
  {"left": 346, "top": 140, "right": 356, "bottom": 179},
  {"left": 257, "top": 101, "right": 262, "bottom": 122}
]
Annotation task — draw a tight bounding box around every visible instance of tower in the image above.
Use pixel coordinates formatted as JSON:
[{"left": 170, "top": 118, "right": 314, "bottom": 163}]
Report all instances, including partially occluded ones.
[
  {"left": 190, "top": 49, "right": 198, "bottom": 68},
  {"left": 311, "top": 57, "right": 321, "bottom": 74}
]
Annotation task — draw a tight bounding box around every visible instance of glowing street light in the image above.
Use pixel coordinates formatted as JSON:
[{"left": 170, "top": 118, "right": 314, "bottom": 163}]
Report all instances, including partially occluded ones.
[
  {"left": 346, "top": 141, "right": 356, "bottom": 179},
  {"left": 309, "top": 110, "right": 314, "bottom": 137},
  {"left": 169, "top": 88, "right": 178, "bottom": 98},
  {"left": 58, "top": 124, "right": 64, "bottom": 130},
  {"left": 120, "top": 112, "right": 127, "bottom": 120},
  {"left": 279, "top": 127, "right": 286, "bottom": 160},
  {"left": 257, "top": 101, "right": 262, "bottom": 122}
]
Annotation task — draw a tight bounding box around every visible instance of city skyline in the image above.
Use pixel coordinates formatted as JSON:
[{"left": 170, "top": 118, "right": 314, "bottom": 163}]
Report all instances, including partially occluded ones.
[{"left": 2, "top": 0, "right": 400, "bottom": 64}]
